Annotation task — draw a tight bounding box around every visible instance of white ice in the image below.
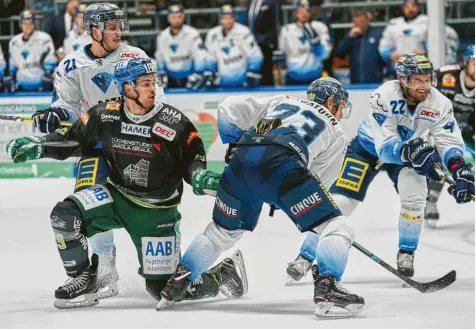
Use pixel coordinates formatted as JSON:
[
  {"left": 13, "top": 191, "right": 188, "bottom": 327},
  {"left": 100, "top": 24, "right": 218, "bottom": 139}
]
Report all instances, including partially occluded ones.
[{"left": 0, "top": 176, "right": 474, "bottom": 328}]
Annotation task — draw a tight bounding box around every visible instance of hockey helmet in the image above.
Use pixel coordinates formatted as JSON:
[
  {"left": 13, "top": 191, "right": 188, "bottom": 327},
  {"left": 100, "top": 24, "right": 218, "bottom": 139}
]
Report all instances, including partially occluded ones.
[
  {"left": 396, "top": 53, "right": 436, "bottom": 88},
  {"left": 84, "top": 3, "right": 129, "bottom": 36},
  {"left": 76, "top": 4, "right": 87, "bottom": 17},
  {"left": 464, "top": 45, "right": 475, "bottom": 66},
  {"left": 114, "top": 58, "right": 157, "bottom": 96},
  {"left": 307, "top": 77, "right": 352, "bottom": 119},
  {"left": 19, "top": 10, "right": 34, "bottom": 23}
]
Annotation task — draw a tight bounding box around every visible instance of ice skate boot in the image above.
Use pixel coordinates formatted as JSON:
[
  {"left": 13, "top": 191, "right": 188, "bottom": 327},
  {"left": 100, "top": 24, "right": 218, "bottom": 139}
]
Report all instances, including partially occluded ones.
[
  {"left": 397, "top": 249, "right": 415, "bottom": 277},
  {"left": 208, "top": 250, "right": 248, "bottom": 298},
  {"left": 313, "top": 275, "right": 365, "bottom": 318},
  {"left": 156, "top": 264, "right": 192, "bottom": 310},
  {"left": 286, "top": 254, "right": 313, "bottom": 284},
  {"left": 54, "top": 254, "right": 99, "bottom": 309}
]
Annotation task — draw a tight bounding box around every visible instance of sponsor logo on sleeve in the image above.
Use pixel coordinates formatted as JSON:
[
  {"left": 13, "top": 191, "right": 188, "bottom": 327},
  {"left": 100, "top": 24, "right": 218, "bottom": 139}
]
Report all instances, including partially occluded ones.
[
  {"left": 442, "top": 73, "right": 456, "bottom": 88},
  {"left": 187, "top": 131, "right": 201, "bottom": 145},
  {"left": 80, "top": 112, "right": 89, "bottom": 125},
  {"left": 120, "top": 52, "right": 140, "bottom": 59},
  {"left": 419, "top": 109, "right": 440, "bottom": 120},
  {"left": 152, "top": 122, "right": 176, "bottom": 141}
]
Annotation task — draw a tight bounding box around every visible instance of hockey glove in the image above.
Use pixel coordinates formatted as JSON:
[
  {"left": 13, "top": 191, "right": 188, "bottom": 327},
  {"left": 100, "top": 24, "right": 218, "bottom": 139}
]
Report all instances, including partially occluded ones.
[
  {"left": 243, "top": 72, "right": 262, "bottom": 87},
  {"left": 3, "top": 76, "right": 16, "bottom": 93},
  {"left": 401, "top": 137, "right": 442, "bottom": 181},
  {"left": 225, "top": 143, "right": 237, "bottom": 164},
  {"left": 186, "top": 73, "right": 207, "bottom": 90},
  {"left": 191, "top": 169, "right": 221, "bottom": 196},
  {"left": 448, "top": 163, "right": 475, "bottom": 203},
  {"left": 32, "top": 107, "right": 70, "bottom": 133},
  {"left": 6, "top": 136, "right": 45, "bottom": 163}
]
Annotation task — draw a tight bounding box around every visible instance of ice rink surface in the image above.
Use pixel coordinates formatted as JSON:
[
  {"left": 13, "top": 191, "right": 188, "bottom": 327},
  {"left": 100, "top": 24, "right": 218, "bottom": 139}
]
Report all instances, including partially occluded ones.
[{"left": 0, "top": 176, "right": 474, "bottom": 328}]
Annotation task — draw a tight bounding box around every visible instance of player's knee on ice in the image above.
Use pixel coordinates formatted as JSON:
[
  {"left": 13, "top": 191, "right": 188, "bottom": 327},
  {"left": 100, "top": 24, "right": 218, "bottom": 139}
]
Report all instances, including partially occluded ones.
[{"left": 50, "top": 200, "right": 89, "bottom": 277}]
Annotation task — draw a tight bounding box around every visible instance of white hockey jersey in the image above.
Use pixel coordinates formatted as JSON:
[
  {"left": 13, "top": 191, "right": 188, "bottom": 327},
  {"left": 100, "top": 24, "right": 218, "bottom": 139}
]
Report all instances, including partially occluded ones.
[
  {"left": 444, "top": 25, "right": 459, "bottom": 65},
  {"left": 0, "top": 44, "right": 5, "bottom": 80},
  {"left": 357, "top": 80, "right": 465, "bottom": 168},
  {"left": 218, "top": 95, "right": 347, "bottom": 189},
  {"left": 63, "top": 28, "right": 92, "bottom": 56},
  {"left": 379, "top": 15, "right": 428, "bottom": 63},
  {"left": 205, "top": 22, "right": 263, "bottom": 86},
  {"left": 8, "top": 31, "right": 57, "bottom": 91},
  {"left": 52, "top": 43, "right": 165, "bottom": 120},
  {"left": 278, "top": 21, "right": 332, "bottom": 82},
  {"left": 155, "top": 25, "right": 208, "bottom": 80}
]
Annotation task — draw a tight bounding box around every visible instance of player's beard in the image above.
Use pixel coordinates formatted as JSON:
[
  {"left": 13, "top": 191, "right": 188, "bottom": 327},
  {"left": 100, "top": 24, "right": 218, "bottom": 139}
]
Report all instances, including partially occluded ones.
[{"left": 406, "top": 87, "right": 428, "bottom": 103}]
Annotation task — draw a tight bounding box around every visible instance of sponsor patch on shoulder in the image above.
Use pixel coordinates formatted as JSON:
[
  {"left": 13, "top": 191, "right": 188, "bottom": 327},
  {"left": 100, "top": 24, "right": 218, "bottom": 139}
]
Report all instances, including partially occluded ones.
[
  {"left": 80, "top": 112, "right": 89, "bottom": 125},
  {"left": 419, "top": 108, "right": 440, "bottom": 120},
  {"left": 120, "top": 52, "right": 140, "bottom": 59},
  {"left": 152, "top": 122, "right": 176, "bottom": 141},
  {"left": 106, "top": 101, "right": 121, "bottom": 111}
]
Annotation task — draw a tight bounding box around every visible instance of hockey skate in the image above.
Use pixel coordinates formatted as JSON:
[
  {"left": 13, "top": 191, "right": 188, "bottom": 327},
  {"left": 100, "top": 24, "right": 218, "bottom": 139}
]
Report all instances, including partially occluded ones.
[
  {"left": 208, "top": 249, "right": 248, "bottom": 298},
  {"left": 96, "top": 247, "right": 119, "bottom": 299},
  {"left": 397, "top": 249, "right": 415, "bottom": 278},
  {"left": 286, "top": 254, "right": 314, "bottom": 284},
  {"left": 156, "top": 263, "right": 192, "bottom": 310},
  {"left": 313, "top": 275, "right": 365, "bottom": 318},
  {"left": 424, "top": 202, "right": 440, "bottom": 229},
  {"left": 54, "top": 254, "right": 99, "bottom": 309}
]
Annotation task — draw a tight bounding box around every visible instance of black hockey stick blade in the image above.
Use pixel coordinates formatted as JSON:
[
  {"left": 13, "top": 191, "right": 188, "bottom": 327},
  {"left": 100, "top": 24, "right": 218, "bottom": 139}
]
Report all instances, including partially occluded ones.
[{"left": 352, "top": 241, "right": 456, "bottom": 293}]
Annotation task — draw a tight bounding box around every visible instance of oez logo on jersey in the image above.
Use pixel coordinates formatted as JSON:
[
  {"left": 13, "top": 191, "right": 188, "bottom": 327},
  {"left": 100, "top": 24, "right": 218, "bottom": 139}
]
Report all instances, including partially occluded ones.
[
  {"left": 121, "top": 122, "right": 151, "bottom": 137},
  {"left": 152, "top": 122, "right": 176, "bottom": 141}
]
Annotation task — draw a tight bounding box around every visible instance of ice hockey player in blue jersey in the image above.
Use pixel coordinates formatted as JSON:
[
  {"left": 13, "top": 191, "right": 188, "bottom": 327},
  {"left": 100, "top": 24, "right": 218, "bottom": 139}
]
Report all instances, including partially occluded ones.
[
  {"left": 63, "top": 4, "right": 92, "bottom": 56},
  {"left": 157, "top": 77, "right": 367, "bottom": 318},
  {"left": 278, "top": 0, "right": 332, "bottom": 85},
  {"left": 5, "top": 10, "right": 56, "bottom": 92},
  {"left": 155, "top": 4, "right": 210, "bottom": 89},
  {"left": 30, "top": 3, "right": 165, "bottom": 300},
  {"left": 286, "top": 54, "right": 474, "bottom": 283},
  {"left": 205, "top": 5, "right": 264, "bottom": 87}
]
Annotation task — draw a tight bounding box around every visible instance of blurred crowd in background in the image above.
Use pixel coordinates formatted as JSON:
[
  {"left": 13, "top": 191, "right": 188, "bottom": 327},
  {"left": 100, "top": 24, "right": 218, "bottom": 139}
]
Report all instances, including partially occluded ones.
[{"left": 0, "top": 0, "right": 474, "bottom": 91}]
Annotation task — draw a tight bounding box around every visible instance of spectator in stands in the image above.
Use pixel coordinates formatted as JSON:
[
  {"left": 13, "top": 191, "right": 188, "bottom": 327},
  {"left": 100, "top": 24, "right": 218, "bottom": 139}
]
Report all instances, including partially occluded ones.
[
  {"left": 334, "top": 9, "right": 384, "bottom": 83},
  {"left": 205, "top": 4, "right": 263, "bottom": 87},
  {"left": 31, "top": 0, "right": 56, "bottom": 16},
  {"left": 44, "top": 0, "right": 80, "bottom": 49},
  {"left": 4, "top": 10, "right": 56, "bottom": 92},
  {"left": 278, "top": 0, "right": 331, "bottom": 85},
  {"left": 155, "top": 4, "right": 209, "bottom": 89},
  {"left": 379, "top": 0, "right": 427, "bottom": 77},
  {"left": 63, "top": 4, "right": 91, "bottom": 55},
  {"left": 247, "top": 0, "right": 281, "bottom": 86}
]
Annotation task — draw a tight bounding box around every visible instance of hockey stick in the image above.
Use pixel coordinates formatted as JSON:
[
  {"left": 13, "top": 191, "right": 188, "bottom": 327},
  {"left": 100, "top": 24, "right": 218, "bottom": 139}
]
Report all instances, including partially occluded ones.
[
  {"left": 434, "top": 163, "right": 475, "bottom": 202},
  {"left": 352, "top": 241, "right": 456, "bottom": 293},
  {"left": 12, "top": 140, "right": 80, "bottom": 162},
  {"left": 0, "top": 114, "right": 72, "bottom": 127}
]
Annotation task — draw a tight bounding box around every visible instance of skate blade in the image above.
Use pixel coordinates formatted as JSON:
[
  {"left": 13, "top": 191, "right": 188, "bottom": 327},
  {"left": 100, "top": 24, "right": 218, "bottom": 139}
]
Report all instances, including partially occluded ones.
[
  {"left": 98, "top": 282, "right": 119, "bottom": 299},
  {"left": 231, "top": 249, "right": 248, "bottom": 295},
  {"left": 315, "top": 301, "right": 365, "bottom": 319},
  {"left": 156, "top": 298, "right": 176, "bottom": 311},
  {"left": 54, "top": 293, "right": 99, "bottom": 309},
  {"left": 402, "top": 281, "right": 412, "bottom": 288}
]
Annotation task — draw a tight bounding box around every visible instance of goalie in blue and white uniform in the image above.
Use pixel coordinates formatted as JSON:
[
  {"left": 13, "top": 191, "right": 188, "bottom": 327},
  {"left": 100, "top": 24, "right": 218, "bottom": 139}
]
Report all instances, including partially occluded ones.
[
  {"left": 5, "top": 10, "right": 57, "bottom": 92},
  {"left": 286, "top": 54, "right": 474, "bottom": 283}
]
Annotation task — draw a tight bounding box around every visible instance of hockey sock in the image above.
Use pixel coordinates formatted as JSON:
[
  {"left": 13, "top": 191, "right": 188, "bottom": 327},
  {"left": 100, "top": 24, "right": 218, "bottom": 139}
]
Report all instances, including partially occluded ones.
[{"left": 181, "top": 233, "right": 222, "bottom": 281}]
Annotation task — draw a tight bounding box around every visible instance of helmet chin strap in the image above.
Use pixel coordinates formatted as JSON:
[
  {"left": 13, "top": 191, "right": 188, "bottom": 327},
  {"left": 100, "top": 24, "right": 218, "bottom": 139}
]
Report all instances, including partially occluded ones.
[{"left": 92, "top": 30, "right": 113, "bottom": 54}]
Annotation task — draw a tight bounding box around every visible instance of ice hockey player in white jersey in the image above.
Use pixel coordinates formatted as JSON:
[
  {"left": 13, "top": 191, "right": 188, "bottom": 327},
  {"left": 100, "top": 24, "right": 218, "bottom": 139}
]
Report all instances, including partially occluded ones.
[
  {"left": 278, "top": 0, "right": 332, "bottom": 85},
  {"left": 31, "top": 3, "right": 164, "bottom": 300},
  {"left": 286, "top": 54, "right": 474, "bottom": 283},
  {"left": 379, "top": 0, "right": 427, "bottom": 76},
  {"left": 205, "top": 5, "right": 263, "bottom": 87},
  {"left": 157, "top": 78, "right": 367, "bottom": 318},
  {"left": 5, "top": 10, "right": 56, "bottom": 92},
  {"left": 63, "top": 4, "right": 92, "bottom": 56},
  {"left": 155, "top": 4, "right": 209, "bottom": 89}
]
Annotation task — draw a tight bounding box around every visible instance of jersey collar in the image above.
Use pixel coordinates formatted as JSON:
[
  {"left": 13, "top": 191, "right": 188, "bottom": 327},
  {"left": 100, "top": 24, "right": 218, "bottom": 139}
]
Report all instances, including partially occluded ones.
[{"left": 124, "top": 101, "right": 164, "bottom": 124}]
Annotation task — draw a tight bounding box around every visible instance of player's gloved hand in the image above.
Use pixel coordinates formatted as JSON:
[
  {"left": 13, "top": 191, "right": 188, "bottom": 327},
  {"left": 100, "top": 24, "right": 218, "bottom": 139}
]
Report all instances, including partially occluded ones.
[
  {"left": 186, "top": 73, "right": 205, "bottom": 90},
  {"left": 158, "top": 70, "right": 168, "bottom": 88},
  {"left": 224, "top": 143, "right": 237, "bottom": 164},
  {"left": 32, "top": 107, "right": 70, "bottom": 133},
  {"left": 401, "top": 137, "right": 442, "bottom": 181},
  {"left": 243, "top": 72, "right": 262, "bottom": 87},
  {"left": 448, "top": 163, "right": 475, "bottom": 203},
  {"left": 3, "top": 76, "right": 16, "bottom": 93},
  {"left": 191, "top": 169, "right": 221, "bottom": 196},
  {"left": 5, "top": 136, "right": 45, "bottom": 163},
  {"left": 39, "top": 72, "right": 54, "bottom": 91}
]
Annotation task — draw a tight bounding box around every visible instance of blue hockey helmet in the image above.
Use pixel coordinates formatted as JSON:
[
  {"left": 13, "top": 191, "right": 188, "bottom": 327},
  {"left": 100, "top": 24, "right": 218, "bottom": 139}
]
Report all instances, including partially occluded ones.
[
  {"left": 84, "top": 3, "right": 129, "bottom": 37},
  {"left": 75, "top": 4, "right": 87, "bottom": 17},
  {"left": 396, "top": 53, "right": 436, "bottom": 87},
  {"left": 19, "top": 10, "right": 34, "bottom": 23},
  {"left": 114, "top": 58, "right": 157, "bottom": 96},
  {"left": 463, "top": 45, "right": 475, "bottom": 66},
  {"left": 307, "top": 77, "right": 352, "bottom": 119}
]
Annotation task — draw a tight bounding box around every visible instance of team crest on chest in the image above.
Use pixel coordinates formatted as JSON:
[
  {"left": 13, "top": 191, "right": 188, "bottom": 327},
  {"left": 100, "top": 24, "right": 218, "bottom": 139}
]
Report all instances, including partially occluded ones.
[{"left": 91, "top": 72, "right": 113, "bottom": 93}]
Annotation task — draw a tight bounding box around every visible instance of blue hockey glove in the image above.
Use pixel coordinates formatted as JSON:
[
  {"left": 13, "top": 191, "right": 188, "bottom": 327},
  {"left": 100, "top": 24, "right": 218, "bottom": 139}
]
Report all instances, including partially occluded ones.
[
  {"left": 3, "top": 76, "right": 16, "bottom": 92},
  {"left": 32, "top": 107, "right": 70, "bottom": 133},
  {"left": 401, "top": 138, "right": 442, "bottom": 181},
  {"left": 448, "top": 163, "right": 475, "bottom": 203}
]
